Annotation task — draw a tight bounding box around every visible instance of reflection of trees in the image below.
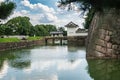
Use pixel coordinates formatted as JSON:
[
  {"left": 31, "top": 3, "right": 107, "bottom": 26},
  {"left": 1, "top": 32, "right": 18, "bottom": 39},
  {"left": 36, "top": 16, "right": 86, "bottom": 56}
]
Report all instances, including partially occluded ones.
[
  {"left": 10, "top": 60, "right": 30, "bottom": 69},
  {"left": 68, "top": 46, "right": 85, "bottom": 52},
  {"left": 0, "top": 51, "right": 16, "bottom": 70},
  {"left": 8, "top": 50, "right": 31, "bottom": 69},
  {"left": 68, "top": 46, "right": 78, "bottom": 52},
  {"left": 87, "top": 59, "right": 120, "bottom": 80},
  {"left": 67, "top": 46, "right": 86, "bottom": 63},
  {"left": 67, "top": 53, "right": 78, "bottom": 63},
  {"left": 0, "top": 49, "right": 31, "bottom": 70},
  {"left": 0, "top": 60, "right": 4, "bottom": 71}
]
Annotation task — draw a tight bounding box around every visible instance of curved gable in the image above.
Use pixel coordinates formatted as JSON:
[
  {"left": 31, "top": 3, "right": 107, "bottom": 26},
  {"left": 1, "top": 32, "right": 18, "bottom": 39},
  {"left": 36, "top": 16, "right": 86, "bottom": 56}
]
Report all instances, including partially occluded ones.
[{"left": 65, "top": 21, "right": 79, "bottom": 28}]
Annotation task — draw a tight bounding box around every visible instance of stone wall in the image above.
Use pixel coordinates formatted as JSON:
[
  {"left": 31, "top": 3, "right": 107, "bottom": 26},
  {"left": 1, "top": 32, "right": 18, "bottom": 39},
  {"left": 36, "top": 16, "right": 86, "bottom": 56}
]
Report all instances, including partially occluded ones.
[
  {"left": 68, "top": 36, "right": 87, "bottom": 46},
  {"left": 0, "top": 39, "right": 44, "bottom": 51},
  {"left": 87, "top": 9, "right": 120, "bottom": 59}
]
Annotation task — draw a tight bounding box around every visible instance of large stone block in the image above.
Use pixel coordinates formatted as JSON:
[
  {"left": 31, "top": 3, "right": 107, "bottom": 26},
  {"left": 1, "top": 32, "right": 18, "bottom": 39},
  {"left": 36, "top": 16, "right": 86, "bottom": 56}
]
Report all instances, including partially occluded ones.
[
  {"left": 101, "top": 47, "right": 107, "bottom": 53},
  {"left": 108, "top": 31, "right": 112, "bottom": 36},
  {"left": 96, "top": 39, "right": 106, "bottom": 47},
  {"left": 107, "top": 43, "right": 112, "bottom": 49},
  {"left": 106, "top": 49, "right": 113, "bottom": 56},
  {"left": 112, "top": 45, "right": 118, "bottom": 49},
  {"left": 105, "top": 36, "right": 110, "bottom": 41},
  {"left": 95, "top": 45, "right": 102, "bottom": 52},
  {"left": 95, "top": 45, "right": 107, "bottom": 54},
  {"left": 105, "top": 30, "right": 109, "bottom": 35},
  {"left": 95, "top": 51, "right": 105, "bottom": 58},
  {"left": 99, "top": 33, "right": 105, "bottom": 39},
  {"left": 99, "top": 29, "right": 106, "bottom": 35}
]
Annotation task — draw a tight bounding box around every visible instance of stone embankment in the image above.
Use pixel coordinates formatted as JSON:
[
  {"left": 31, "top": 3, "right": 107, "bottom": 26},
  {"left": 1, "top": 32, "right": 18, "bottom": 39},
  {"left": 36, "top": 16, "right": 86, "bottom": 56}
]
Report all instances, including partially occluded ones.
[
  {"left": 87, "top": 9, "right": 120, "bottom": 59},
  {"left": 0, "top": 39, "right": 44, "bottom": 51},
  {"left": 68, "top": 36, "right": 87, "bottom": 46}
]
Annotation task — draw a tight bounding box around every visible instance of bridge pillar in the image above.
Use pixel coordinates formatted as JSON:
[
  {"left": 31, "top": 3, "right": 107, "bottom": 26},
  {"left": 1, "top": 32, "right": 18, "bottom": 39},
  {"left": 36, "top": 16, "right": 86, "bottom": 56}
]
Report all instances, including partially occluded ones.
[
  {"left": 52, "top": 39, "right": 55, "bottom": 45},
  {"left": 45, "top": 39, "right": 48, "bottom": 45},
  {"left": 60, "top": 38, "right": 62, "bottom": 45}
]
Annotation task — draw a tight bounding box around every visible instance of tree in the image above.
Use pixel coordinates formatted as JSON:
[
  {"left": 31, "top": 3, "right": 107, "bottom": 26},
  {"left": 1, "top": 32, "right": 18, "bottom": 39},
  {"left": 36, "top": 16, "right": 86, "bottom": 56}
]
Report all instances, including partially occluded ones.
[
  {"left": 6, "top": 16, "right": 33, "bottom": 35},
  {"left": 0, "top": 24, "right": 5, "bottom": 35},
  {"left": 58, "top": 0, "right": 120, "bottom": 12},
  {"left": 58, "top": 27, "right": 67, "bottom": 36},
  {"left": 0, "top": 0, "right": 16, "bottom": 20},
  {"left": 58, "top": 0, "right": 120, "bottom": 29},
  {"left": 34, "top": 24, "right": 57, "bottom": 36},
  {"left": 34, "top": 25, "right": 47, "bottom": 36},
  {"left": 45, "top": 25, "right": 57, "bottom": 33}
]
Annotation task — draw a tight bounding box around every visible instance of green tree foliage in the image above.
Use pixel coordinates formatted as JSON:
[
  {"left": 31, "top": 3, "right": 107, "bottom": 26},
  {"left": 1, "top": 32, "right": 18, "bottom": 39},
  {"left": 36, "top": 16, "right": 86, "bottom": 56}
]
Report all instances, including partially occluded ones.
[
  {"left": 0, "top": 0, "right": 16, "bottom": 19},
  {"left": 58, "top": 0, "right": 120, "bottom": 29},
  {"left": 0, "top": 16, "right": 57, "bottom": 36},
  {"left": 58, "top": 27, "right": 67, "bottom": 36},
  {"left": 34, "top": 24, "right": 57, "bottom": 36},
  {"left": 84, "top": 8, "right": 95, "bottom": 29},
  {"left": 6, "top": 16, "right": 33, "bottom": 35},
  {"left": 45, "top": 24, "right": 57, "bottom": 33},
  {"left": 0, "top": 24, "right": 13, "bottom": 35},
  {"left": 34, "top": 25, "right": 47, "bottom": 36},
  {"left": 58, "top": 0, "right": 120, "bottom": 12},
  {"left": 0, "top": 24, "right": 6, "bottom": 35}
]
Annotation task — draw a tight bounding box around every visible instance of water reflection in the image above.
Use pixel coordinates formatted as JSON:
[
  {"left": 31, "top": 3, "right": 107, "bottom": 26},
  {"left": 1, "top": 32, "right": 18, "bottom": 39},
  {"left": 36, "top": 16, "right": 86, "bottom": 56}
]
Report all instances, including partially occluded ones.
[
  {"left": 8, "top": 50, "right": 31, "bottom": 69},
  {"left": 0, "top": 50, "right": 31, "bottom": 79},
  {"left": 0, "top": 61, "right": 8, "bottom": 79},
  {"left": 87, "top": 59, "right": 120, "bottom": 80},
  {"left": 0, "top": 46, "right": 119, "bottom": 80}
]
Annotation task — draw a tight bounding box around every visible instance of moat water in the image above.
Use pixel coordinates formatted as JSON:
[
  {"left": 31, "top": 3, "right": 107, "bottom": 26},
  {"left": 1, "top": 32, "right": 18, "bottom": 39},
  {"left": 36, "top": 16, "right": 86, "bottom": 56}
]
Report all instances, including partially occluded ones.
[{"left": 0, "top": 46, "right": 120, "bottom": 80}]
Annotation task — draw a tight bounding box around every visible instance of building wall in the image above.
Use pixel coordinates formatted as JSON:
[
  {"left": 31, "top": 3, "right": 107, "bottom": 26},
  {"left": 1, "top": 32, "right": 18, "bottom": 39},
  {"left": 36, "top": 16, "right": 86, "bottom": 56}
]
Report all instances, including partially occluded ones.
[
  {"left": 75, "top": 33, "right": 88, "bottom": 36},
  {"left": 67, "top": 28, "right": 88, "bottom": 36},
  {"left": 8, "top": 35, "right": 28, "bottom": 39},
  {"left": 67, "top": 28, "right": 78, "bottom": 36}
]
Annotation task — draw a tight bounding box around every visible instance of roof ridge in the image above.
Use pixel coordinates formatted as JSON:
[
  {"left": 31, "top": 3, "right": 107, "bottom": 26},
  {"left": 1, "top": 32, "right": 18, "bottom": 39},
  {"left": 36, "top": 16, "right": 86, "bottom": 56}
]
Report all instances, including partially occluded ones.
[{"left": 65, "top": 21, "right": 79, "bottom": 28}]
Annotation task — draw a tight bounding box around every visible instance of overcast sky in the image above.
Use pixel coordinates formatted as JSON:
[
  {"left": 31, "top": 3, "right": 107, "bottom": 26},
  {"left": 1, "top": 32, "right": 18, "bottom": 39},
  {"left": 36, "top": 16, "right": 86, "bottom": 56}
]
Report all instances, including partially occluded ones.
[{"left": 3, "top": 0, "right": 85, "bottom": 28}]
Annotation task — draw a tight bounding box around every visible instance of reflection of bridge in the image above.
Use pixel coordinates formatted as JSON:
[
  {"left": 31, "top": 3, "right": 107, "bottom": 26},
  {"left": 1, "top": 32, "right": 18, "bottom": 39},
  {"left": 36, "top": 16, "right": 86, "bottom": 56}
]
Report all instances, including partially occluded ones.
[
  {"left": 45, "top": 36, "right": 67, "bottom": 45},
  {"left": 45, "top": 36, "right": 87, "bottom": 46}
]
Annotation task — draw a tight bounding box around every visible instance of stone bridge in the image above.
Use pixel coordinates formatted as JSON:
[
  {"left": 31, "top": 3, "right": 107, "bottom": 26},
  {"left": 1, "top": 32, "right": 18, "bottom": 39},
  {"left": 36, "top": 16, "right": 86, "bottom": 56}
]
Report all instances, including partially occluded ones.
[{"left": 44, "top": 36, "right": 87, "bottom": 46}]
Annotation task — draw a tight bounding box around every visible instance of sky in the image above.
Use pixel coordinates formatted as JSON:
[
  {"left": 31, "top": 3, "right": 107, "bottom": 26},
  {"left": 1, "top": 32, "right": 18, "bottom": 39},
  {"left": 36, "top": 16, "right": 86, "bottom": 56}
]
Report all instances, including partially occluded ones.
[{"left": 1, "top": 0, "right": 85, "bottom": 28}]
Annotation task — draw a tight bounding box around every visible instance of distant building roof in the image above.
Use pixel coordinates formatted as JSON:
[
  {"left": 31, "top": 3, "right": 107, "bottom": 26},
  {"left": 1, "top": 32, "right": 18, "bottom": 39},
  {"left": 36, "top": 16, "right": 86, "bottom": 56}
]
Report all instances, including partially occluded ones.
[
  {"left": 50, "top": 31, "right": 63, "bottom": 35},
  {"left": 76, "top": 28, "right": 88, "bottom": 33},
  {"left": 65, "top": 21, "right": 79, "bottom": 28}
]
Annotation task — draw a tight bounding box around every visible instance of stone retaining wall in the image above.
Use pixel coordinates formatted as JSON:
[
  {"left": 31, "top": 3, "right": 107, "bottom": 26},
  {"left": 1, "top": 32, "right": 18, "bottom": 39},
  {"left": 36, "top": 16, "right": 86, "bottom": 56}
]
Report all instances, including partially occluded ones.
[
  {"left": 68, "top": 36, "right": 87, "bottom": 46},
  {"left": 0, "top": 39, "right": 44, "bottom": 51},
  {"left": 87, "top": 9, "right": 120, "bottom": 59}
]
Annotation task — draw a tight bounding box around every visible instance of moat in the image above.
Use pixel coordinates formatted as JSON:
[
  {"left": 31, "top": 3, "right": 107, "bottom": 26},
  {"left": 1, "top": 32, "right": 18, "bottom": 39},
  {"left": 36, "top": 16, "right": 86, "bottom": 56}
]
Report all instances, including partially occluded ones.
[{"left": 0, "top": 46, "right": 120, "bottom": 80}]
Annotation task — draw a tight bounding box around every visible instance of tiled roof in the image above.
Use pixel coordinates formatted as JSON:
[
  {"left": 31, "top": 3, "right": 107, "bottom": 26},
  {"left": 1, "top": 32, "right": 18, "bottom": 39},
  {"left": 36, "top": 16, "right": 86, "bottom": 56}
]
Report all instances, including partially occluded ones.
[
  {"left": 65, "top": 21, "right": 79, "bottom": 28},
  {"left": 76, "top": 28, "right": 88, "bottom": 33}
]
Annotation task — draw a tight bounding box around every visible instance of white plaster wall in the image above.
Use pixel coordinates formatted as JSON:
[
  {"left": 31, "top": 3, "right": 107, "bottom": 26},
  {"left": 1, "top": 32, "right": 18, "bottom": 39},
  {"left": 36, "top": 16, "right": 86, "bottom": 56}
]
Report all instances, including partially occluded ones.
[
  {"left": 73, "top": 33, "right": 88, "bottom": 36},
  {"left": 7, "top": 35, "right": 28, "bottom": 39},
  {"left": 67, "top": 28, "right": 88, "bottom": 36},
  {"left": 67, "top": 28, "right": 77, "bottom": 36}
]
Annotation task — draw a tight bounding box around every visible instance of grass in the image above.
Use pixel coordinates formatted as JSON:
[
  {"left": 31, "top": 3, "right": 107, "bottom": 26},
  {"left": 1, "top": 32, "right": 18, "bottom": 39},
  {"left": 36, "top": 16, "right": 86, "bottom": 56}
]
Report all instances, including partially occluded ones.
[
  {"left": 27, "top": 37, "right": 42, "bottom": 41},
  {"left": 0, "top": 38, "right": 21, "bottom": 43},
  {"left": 0, "top": 37, "right": 43, "bottom": 43}
]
